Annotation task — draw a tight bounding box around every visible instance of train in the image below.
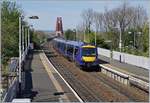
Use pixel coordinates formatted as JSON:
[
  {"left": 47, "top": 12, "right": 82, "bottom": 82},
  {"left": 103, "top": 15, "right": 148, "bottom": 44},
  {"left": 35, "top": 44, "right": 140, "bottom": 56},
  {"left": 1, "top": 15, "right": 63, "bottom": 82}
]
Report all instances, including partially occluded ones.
[{"left": 52, "top": 38, "right": 99, "bottom": 68}]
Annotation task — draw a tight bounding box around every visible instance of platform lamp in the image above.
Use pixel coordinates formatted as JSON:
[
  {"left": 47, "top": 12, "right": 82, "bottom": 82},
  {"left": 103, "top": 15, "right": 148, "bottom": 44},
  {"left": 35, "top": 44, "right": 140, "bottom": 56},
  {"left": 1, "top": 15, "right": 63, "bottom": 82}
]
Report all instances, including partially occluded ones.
[
  {"left": 18, "top": 15, "right": 39, "bottom": 96},
  {"left": 28, "top": 16, "right": 39, "bottom": 48},
  {"left": 112, "top": 24, "right": 122, "bottom": 63},
  {"left": 105, "top": 40, "right": 112, "bottom": 63}
]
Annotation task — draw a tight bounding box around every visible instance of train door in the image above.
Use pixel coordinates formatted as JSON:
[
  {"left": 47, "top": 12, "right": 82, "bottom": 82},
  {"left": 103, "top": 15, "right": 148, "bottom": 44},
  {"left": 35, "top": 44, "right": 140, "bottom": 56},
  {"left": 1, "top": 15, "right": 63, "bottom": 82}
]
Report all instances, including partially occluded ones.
[{"left": 73, "top": 46, "right": 79, "bottom": 61}]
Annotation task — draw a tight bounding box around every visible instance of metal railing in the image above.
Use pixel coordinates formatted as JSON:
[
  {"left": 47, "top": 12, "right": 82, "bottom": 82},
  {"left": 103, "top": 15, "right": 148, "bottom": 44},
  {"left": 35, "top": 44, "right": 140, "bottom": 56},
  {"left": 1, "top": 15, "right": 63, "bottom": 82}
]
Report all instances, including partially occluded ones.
[
  {"left": 1, "top": 58, "right": 19, "bottom": 102},
  {"left": 1, "top": 44, "right": 31, "bottom": 102}
]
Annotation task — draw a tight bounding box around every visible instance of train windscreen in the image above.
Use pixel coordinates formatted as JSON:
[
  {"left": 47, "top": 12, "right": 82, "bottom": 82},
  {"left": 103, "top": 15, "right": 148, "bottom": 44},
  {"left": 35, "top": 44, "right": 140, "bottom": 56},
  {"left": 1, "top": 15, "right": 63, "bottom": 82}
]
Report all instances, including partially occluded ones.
[{"left": 82, "top": 48, "right": 96, "bottom": 56}]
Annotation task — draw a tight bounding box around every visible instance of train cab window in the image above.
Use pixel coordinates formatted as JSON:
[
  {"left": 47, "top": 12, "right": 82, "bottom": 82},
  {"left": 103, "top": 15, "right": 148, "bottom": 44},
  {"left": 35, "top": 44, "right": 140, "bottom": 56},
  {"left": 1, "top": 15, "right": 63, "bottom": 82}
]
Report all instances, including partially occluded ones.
[{"left": 82, "top": 48, "right": 96, "bottom": 56}]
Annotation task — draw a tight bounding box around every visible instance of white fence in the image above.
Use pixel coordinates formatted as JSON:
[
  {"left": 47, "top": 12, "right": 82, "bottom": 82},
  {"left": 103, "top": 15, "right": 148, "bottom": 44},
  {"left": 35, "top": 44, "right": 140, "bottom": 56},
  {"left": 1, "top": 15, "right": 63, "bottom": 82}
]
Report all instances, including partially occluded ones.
[
  {"left": 98, "top": 47, "right": 150, "bottom": 70},
  {"left": 98, "top": 48, "right": 110, "bottom": 58}
]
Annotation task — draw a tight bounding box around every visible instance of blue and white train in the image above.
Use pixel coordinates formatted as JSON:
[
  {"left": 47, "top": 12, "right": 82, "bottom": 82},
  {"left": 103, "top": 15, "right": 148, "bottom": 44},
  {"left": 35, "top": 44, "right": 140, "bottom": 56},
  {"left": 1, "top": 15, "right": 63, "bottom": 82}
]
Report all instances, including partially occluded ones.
[{"left": 53, "top": 38, "right": 99, "bottom": 68}]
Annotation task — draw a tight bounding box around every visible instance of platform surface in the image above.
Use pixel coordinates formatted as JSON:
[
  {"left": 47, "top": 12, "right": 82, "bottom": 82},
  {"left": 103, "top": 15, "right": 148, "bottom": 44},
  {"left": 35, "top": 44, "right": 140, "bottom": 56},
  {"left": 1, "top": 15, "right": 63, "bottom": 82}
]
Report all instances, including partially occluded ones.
[{"left": 22, "top": 50, "right": 79, "bottom": 102}]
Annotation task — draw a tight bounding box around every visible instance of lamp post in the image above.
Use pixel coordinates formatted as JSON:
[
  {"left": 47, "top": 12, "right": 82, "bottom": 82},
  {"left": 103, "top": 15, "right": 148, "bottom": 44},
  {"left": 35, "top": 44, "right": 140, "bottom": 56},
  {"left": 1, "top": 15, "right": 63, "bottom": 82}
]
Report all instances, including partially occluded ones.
[
  {"left": 72, "top": 29, "right": 76, "bottom": 61},
  {"left": 83, "top": 28, "right": 85, "bottom": 42},
  {"left": 112, "top": 26, "right": 122, "bottom": 62},
  {"left": 105, "top": 40, "right": 112, "bottom": 63},
  {"left": 28, "top": 16, "right": 39, "bottom": 50},
  {"left": 149, "top": 24, "right": 150, "bottom": 65},
  {"left": 27, "top": 25, "right": 33, "bottom": 53},
  {"left": 18, "top": 16, "right": 23, "bottom": 96},
  {"left": 149, "top": 26, "right": 150, "bottom": 70},
  {"left": 94, "top": 30, "right": 96, "bottom": 46},
  {"left": 128, "top": 31, "right": 135, "bottom": 48},
  {"left": 76, "top": 28, "right": 79, "bottom": 42},
  {"left": 119, "top": 27, "right": 122, "bottom": 62},
  {"left": 18, "top": 15, "right": 39, "bottom": 96},
  {"left": 128, "top": 31, "right": 142, "bottom": 49},
  {"left": 25, "top": 27, "right": 28, "bottom": 53},
  {"left": 22, "top": 25, "right": 25, "bottom": 59},
  {"left": 73, "top": 29, "right": 76, "bottom": 41},
  {"left": 93, "top": 23, "right": 98, "bottom": 46}
]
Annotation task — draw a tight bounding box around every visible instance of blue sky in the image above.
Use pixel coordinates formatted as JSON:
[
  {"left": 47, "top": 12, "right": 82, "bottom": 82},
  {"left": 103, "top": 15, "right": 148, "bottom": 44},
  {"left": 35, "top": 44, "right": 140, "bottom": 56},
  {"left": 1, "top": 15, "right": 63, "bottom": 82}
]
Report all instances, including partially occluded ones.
[{"left": 16, "top": 0, "right": 150, "bottom": 31}]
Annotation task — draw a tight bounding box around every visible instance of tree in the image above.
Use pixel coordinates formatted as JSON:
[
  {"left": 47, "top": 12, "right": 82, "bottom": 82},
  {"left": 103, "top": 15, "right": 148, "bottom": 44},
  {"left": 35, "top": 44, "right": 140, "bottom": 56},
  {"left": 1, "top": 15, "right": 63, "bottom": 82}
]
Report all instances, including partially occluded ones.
[
  {"left": 90, "top": 33, "right": 110, "bottom": 49},
  {"left": 142, "top": 22, "right": 149, "bottom": 55},
  {"left": 93, "top": 12, "right": 103, "bottom": 34},
  {"left": 81, "top": 8, "right": 94, "bottom": 34},
  {"left": 64, "top": 29, "right": 76, "bottom": 40},
  {"left": 31, "top": 30, "right": 47, "bottom": 49},
  {"left": 1, "top": 1, "right": 22, "bottom": 65},
  {"left": 78, "top": 2, "right": 149, "bottom": 57}
]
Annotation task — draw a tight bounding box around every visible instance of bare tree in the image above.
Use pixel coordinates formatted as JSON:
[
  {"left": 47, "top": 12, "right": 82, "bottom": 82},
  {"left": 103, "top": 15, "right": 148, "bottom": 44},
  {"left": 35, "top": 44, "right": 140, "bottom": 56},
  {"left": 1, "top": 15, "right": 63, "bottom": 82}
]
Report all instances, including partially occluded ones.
[
  {"left": 81, "top": 8, "right": 94, "bottom": 34},
  {"left": 78, "top": 2, "right": 149, "bottom": 55},
  {"left": 76, "top": 21, "right": 86, "bottom": 41},
  {"left": 132, "top": 6, "right": 148, "bottom": 29},
  {"left": 93, "top": 11, "right": 103, "bottom": 34},
  {"left": 102, "top": 2, "right": 145, "bottom": 49}
]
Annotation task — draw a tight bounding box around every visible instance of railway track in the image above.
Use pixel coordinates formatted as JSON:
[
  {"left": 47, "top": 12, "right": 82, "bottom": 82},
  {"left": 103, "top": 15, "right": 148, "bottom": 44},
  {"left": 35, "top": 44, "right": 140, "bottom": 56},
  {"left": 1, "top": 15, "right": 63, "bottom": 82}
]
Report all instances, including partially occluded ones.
[
  {"left": 44, "top": 49, "right": 102, "bottom": 102},
  {"left": 42, "top": 41, "right": 149, "bottom": 102},
  {"left": 89, "top": 72, "right": 148, "bottom": 101}
]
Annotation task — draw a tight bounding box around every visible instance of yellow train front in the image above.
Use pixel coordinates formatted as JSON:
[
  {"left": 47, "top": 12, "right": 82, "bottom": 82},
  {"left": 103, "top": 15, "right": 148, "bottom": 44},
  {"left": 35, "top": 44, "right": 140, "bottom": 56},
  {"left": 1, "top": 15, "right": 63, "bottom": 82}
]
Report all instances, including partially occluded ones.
[{"left": 77, "top": 44, "right": 99, "bottom": 68}]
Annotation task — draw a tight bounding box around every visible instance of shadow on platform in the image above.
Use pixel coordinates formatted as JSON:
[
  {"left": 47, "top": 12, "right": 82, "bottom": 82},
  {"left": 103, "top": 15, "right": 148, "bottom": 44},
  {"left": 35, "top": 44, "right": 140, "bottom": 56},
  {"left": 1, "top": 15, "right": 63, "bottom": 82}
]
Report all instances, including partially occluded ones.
[{"left": 21, "top": 52, "right": 38, "bottom": 100}]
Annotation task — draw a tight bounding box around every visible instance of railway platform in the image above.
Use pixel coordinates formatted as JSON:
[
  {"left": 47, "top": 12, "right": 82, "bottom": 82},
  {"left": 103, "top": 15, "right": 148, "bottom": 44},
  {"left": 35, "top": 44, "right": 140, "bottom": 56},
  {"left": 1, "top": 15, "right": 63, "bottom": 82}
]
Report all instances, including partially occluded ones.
[
  {"left": 21, "top": 50, "right": 79, "bottom": 102},
  {"left": 99, "top": 55, "right": 149, "bottom": 81}
]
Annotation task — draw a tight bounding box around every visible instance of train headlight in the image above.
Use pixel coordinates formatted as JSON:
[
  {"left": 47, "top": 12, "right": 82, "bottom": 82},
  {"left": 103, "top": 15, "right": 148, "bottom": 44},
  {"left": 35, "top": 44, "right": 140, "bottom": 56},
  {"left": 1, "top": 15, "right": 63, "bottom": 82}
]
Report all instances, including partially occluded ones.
[{"left": 82, "top": 56, "right": 96, "bottom": 62}]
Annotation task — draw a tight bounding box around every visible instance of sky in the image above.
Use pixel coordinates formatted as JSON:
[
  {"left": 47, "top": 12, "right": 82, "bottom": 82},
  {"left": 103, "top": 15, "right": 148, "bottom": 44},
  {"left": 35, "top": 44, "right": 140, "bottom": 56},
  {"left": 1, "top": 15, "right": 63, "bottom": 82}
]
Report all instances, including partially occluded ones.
[{"left": 16, "top": 0, "right": 150, "bottom": 31}]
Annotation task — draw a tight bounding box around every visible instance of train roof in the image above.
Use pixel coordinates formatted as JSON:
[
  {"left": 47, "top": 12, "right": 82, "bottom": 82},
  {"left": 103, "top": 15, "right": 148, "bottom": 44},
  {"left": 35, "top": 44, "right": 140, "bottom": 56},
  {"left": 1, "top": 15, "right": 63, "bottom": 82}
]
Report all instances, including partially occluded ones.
[{"left": 53, "top": 38, "right": 84, "bottom": 47}]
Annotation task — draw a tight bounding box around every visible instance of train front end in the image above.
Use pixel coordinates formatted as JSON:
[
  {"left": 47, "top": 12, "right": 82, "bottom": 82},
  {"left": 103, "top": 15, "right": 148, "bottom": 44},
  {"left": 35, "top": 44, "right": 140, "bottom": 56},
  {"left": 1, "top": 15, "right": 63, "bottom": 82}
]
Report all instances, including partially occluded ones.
[{"left": 80, "top": 45, "right": 99, "bottom": 68}]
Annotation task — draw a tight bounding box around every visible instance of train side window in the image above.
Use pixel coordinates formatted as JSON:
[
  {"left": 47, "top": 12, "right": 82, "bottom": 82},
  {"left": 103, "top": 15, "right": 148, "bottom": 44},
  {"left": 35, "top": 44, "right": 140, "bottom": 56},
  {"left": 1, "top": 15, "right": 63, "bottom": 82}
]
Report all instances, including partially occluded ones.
[
  {"left": 67, "top": 45, "right": 73, "bottom": 55},
  {"left": 63, "top": 43, "right": 66, "bottom": 51},
  {"left": 75, "top": 48, "right": 79, "bottom": 55}
]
